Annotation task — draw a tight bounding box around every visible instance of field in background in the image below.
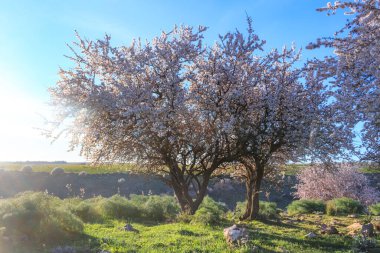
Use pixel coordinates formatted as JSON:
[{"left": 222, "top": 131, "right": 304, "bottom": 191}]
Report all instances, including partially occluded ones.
[
  {"left": 0, "top": 162, "right": 135, "bottom": 174},
  {"left": 0, "top": 162, "right": 378, "bottom": 175}
]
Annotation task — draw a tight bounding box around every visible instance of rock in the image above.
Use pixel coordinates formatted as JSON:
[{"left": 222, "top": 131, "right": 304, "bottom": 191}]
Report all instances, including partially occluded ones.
[
  {"left": 361, "top": 223, "right": 375, "bottom": 237},
  {"left": 372, "top": 220, "right": 380, "bottom": 232},
  {"left": 347, "top": 214, "right": 358, "bottom": 218},
  {"left": 223, "top": 224, "right": 249, "bottom": 245},
  {"left": 305, "top": 232, "right": 317, "bottom": 238},
  {"left": 21, "top": 166, "right": 33, "bottom": 173},
  {"left": 117, "top": 178, "right": 126, "bottom": 184},
  {"left": 78, "top": 171, "right": 87, "bottom": 176},
  {"left": 50, "top": 167, "right": 65, "bottom": 176},
  {"left": 123, "top": 223, "right": 139, "bottom": 233},
  {"left": 320, "top": 224, "right": 339, "bottom": 235},
  {"left": 347, "top": 222, "right": 362, "bottom": 236}
]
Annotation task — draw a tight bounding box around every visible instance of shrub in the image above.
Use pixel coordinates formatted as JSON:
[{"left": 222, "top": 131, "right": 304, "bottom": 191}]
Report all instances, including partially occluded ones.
[
  {"left": 351, "top": 235, "right": 377, "bottom": 253},
  {"left": 129, "top": 194, "right": 180, "bottom": 221},
  {"left": 191, "top": 196, "right": 227, "bottom": 225},
  {"left": 287, "top": 199, "right": 326, "bottom": 215},
  {"left": 97, "top": 195, "right": 140, "bottom": 219},
  {"left": 294, "top": 164, "right": 380, "bottom": 205},
  {"left": 369, "top": 203, "right": 380, "bottom": 216},
  {"left": 326, "top": 197, "right": 364, "bottom": 216},
  {"left": 234, "top": 201, "right": 278, "bottom": 219},
  {"left": 259, "top": 201, "right": 278, "bottom": 219},
  {"left": 0, "top": 192, "right": 83, "bottom": 243},
  {"left": 51, "top": 167, "right": 65, "bottom": 176},
  {"left": 63, "top": 198, "right": 103, "bottom": 223},
  {"left": 21, "top": 166, "right": 33, "bottom": 172}
]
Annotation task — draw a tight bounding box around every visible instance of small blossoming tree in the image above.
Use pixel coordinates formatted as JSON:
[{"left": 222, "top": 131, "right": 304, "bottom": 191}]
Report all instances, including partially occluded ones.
[{"left": 294, "top": 164, "right": 379, "bottom": 205}]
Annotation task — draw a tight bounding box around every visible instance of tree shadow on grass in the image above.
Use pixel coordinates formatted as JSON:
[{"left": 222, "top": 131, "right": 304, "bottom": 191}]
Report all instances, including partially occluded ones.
[{"left": 251, "top": 230, "right": 351, "bottom": 252}]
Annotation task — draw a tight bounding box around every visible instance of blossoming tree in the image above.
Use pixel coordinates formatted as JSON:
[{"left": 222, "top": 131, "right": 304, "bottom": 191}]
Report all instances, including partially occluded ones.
[
  {"left": 49, "top": 26, "right": 239, "bottom": 214},
  {"left": 307, "top": 0, "right": 380, "bottom": 165}
]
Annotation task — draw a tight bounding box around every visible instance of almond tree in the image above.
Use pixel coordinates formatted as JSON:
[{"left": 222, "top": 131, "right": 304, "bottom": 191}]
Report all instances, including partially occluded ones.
[
  {"left": 307, "top": 0, "right": 380, "bottom": 165},
  {"left": 190, "top": 18, "right": 351, "bottom": 220},
  {"left": 294, "top": 164, "right": 380, "bottom": 205},
  {"left": 49, "top": 26, "right": 236, "bottom": 214}
]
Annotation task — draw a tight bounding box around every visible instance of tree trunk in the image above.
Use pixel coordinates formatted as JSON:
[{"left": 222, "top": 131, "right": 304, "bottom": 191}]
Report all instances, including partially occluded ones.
[
  {"left": 240, "top": 162, "right": 264, "bottom": 221},
  {"left": 170, "top": 172, "right": 211, "bottom": 215},
  {"left": 240, "top": 177, "right": 254, "bottom": 220},
  {"left": 249, "top": 163, "right": 264, "bottom": 220}
]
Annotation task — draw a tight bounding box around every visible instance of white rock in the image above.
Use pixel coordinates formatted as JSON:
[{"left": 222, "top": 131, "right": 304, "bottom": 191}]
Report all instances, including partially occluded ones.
[
  {"left": 223, "top": 224, "right": 248, "bottom": 245},
  {"left": 305, "top": 232, "right": 317, "bottom": 238}
]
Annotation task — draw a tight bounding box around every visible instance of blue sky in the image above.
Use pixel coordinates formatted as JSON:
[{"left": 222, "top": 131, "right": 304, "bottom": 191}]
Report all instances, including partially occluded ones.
[{"left": 0, "top": 0, "right": 349, "bottom": 162}]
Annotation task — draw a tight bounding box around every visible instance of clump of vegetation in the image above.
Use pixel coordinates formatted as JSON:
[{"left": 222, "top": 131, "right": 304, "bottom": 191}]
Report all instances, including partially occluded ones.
[
  {"left": 97, "top": 195, "right": 140, "bottom": 220},
  {"left": 287, "top": 199, "right": 326, "bottom": 215},
  {"left": 191, "top": 196, "right": 227, "bottom": 225},
  {"left": 50, "top": 167, "right": 65, "bottom": 176},
  {"left": 234, "top": 201, "right": 278, "bottom": 220},
  {"left": 326, "top": 197, "right": 364, "bottom": 216},
  {"left": 351, "top": 235, "right": 377, "bottom": 253},
  {"left": 369, "top": 203, "right": 380, "bottom": 216},
  {"left": 21, "top": 165, "right": 33, "bottom": 172},
  {"left": 0, "top": 192, "right": 83, "bottom": 243},
  {"left": 129, "top": 194, "right": 180, "bottom": 221}
]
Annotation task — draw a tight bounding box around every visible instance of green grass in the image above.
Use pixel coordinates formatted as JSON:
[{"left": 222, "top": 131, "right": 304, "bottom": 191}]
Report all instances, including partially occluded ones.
[{"left": 6, "top": 214, "right": 379, "bottom": 253}]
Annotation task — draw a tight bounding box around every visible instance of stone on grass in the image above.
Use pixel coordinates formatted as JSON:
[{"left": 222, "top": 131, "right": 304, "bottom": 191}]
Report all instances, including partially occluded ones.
[
  {"left": 372, "top": 220, "right": 380, "bottom": 232},
  {"left": 117, "top": 178, "right": 126, "bottom": 184},
  {"left": 305, "top": 232, "right": 317, "bottom": 238},
  {"left": 50, "top": 167, "right": 65, "bottom": 176},
  {"left": 123, "top": 223, "right": 139, "bottom": 233},
  {"left": 78, "top": 171, "right": 87, "bottom": 176},
  {"left": 347, "top": 222, "right": 362, "bottom": 236},
  {"left": 361, "top": 223, "right": 375, "bottom": 237},
  {"left": 21, "top": 166, "right": 33, "bottom": 173},
  {"left": 347, "top": 214, "right": 358, "bottom": 218},
  {"left": 223, "top": 224, "right": 249, "bottom": 245}
]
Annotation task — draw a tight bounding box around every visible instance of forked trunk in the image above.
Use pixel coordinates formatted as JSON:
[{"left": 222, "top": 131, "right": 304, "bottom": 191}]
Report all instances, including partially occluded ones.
[{"left": 171, "top": 171, "right": 211, "bottom": 215}]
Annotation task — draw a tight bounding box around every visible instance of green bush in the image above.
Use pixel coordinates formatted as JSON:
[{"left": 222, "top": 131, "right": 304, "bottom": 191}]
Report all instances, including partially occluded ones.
[
  {"left": 234, "top": 201, "right": 278, "bottom": 219},
  {"left": 326, "top": 197, "right": 364, "bottom": 216},
  {"left": 97, "top": 195, "right": 140, "bottom": 219},
  {"left": 63, "top": 198, "right": 104, "bottom": 223},
  {"left": 129, "top": 194, "right": 180, "bottom": 221},
  {"left": 191, "top": 196, "right": 227, "bottom": 225},
  {"left": 0, "top": 192, "right": 83, "bottom": 243},
  {"left": 369, "top": 203, "right": 380, "bottom": 216},
  {"left": 287, "top": 199, "right": 326, "bottom": 215}
]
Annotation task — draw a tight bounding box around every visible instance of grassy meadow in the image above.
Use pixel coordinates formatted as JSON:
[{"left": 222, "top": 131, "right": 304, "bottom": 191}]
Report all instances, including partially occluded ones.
[{"left": 0, "top": 192, "right": 379, "bottom": 253}]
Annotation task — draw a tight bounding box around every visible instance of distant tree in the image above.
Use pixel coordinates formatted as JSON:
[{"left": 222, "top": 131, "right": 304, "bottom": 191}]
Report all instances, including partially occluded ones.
[
  {"left": 307, "top": 0, "right": 380, "bottom": 165},
  {"left": 294, "top": 164, "right": 380, "bottom": 205},
  {"left": 49, "top": 26, "right": 238, "bottom": 214}
]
